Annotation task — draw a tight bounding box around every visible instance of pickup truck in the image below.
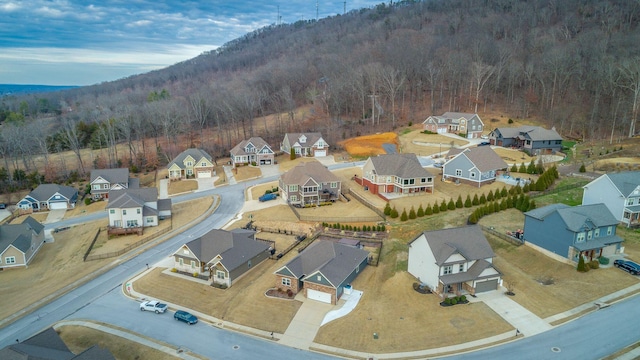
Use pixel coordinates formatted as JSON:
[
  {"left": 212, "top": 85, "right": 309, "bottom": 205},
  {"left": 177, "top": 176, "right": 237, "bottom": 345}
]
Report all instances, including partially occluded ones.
[
  {"left": 140, "top": 300, "right": 168, "bottom": 314},
  {"left": 259, "top": 193, "right": 277, "bottom": 202}
]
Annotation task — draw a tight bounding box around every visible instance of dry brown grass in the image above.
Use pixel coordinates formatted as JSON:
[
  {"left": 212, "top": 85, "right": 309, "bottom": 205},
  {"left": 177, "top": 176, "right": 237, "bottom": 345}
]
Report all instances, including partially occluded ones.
[
  {"left": 278, "top": 157, "right": 321, "bottom": 173},
  {"left": 314, "top": 270, "right": 512, "bottom": 352},
  {"left": 233, "top": 165, "right": 262, "bottom": 181},
  {"left": 10, "top": 213, "right": 48, "bottom": 224},
  {"left": 398, "top": 131, "right": 469, "bottom": 156},
  {"left": 64, "top": 200, "right": 108, "bottom": 219},
  {"left": 167, "top": 179, "right": 198, "bottom": 195},
  {"left": 133, "top": 262, "right": 302, "bottom": 334},
  {"left": 492, "top": 147, "right": 536, "bottom": 165},
  {"left": 480, "top": 211, "right": 640, "bottom": 319},
  {"left": 339, "top": 132, "right": 399, "bottom": 157},
  {"left": 57, "top": 325, "right": 182, "bottom": 360}
]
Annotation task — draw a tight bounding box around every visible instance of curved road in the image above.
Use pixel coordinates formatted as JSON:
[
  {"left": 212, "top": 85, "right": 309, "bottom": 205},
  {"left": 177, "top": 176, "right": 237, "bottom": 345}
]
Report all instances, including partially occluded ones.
[{"left": 1, "top": 166, "right": 639, "bottom": 359}]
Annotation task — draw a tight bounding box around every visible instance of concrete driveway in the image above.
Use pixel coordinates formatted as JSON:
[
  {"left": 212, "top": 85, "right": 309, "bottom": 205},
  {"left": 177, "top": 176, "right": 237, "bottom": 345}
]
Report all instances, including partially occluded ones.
[
  {"left": 259, "top": 164, "right": 281, "bottom": 178},
  {"left": 196, "top": 177, "right": 216, "bottom": 192},
  {"left": 44, "top": 209, "right": 66, "bottom": 224},
  {"left": 279, "top": 295, "right": 334, "bottom": 350},
  {"left": 158, "top": 179, "right": 169, "bottom": 198}
]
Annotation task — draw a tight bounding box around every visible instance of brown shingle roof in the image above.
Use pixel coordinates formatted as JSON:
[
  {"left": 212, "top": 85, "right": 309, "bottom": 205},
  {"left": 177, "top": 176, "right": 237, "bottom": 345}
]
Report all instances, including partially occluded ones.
[
  {"left": 280, "top": 161, "right": 339, "bottom": 186},
  {"left": 370, "top": 153, "right": 434, "bottom": 178}
]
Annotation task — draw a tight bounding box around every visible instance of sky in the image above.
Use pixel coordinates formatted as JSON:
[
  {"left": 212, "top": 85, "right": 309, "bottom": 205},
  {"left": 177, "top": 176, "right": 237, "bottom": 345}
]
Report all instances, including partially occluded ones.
[{"left": 0, "top": 0, "right": 382, "bottom": 86}]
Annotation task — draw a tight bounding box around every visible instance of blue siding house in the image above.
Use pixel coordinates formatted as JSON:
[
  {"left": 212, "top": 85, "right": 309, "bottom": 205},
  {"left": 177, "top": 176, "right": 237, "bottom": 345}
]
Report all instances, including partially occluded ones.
[
  {"left": 524, "top": 203, "right": 623, "bottom": 263},
  {"left": 442, "top": 146, "right": 508, "bottom": 187},
  {"left": 489, "top": 126, "right": 562, "bottom": 155}
]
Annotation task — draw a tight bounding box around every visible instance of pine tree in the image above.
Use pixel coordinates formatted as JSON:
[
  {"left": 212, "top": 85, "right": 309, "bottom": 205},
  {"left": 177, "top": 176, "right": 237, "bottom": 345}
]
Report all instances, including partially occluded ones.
[
  {"left": 527, "top": 160, "right": 536, "bottom": 174},
  {"left": 469, "top": 212, "right": 479, "bottom": 224},
  {"left": 579, "top": 163, "right": 586, "bottom": 173},
  {"left": 448, "top": 198, "right": 456, "bottom": 210},
  {"left": 464, "top": 194, "right": 472, "bottom": 208},
  {"left": 501, "top": 187, "right": 508, "bottom": 197},
  {"left": 290, "top": 151, "right": 296, "bottom": 160},
  {"left": 417, "top": 204, "right": 424, "bottom": 217},
  {"left": 472, "top": 194, "right": 479, "bottom": 206},
  {"left": 409, "top": 206, "right": 416, "bottom": 219},
  {"left": 522, "top": 183, "right": 530, "bottom": 193},
  {"left": 577, "top": 255, "right": 587, "bottom": 272},
  {"left": 479, "top": 193, "right": 487, "bottom": 204},
  {"left": 425, "top": 203, "right": 433, "bottom": 215},
  {"left": 511, "top": 163, "right": 518, "bottom": 173},
  {"left": 390, "top": 207, "right": 399, "bottom": 218},
  {"left": 455, "top": 195, "right": 463, "bottom": 208},
  {"left": 401, "top": 209, "right": 408, "bottom": 221},
  {"left": 487, "top": 190, "right": 494, "bottom": 202},
  {"left": 432, "top": 203, "right": 440, "bottom": 214},
  {"left": 440, "top": 199, "right": 448, "bottom": 212},
  {"left": 519, "top": 162, "right": 527, "bottom": 173},
  {"left": 384, "top": 203, "right": 392, "bottom": 215}
]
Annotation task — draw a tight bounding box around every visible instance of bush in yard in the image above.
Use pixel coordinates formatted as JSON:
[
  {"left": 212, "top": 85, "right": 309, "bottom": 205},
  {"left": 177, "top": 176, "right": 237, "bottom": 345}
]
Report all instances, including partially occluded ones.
[
  {"left": 425, "top": 203, "right": 433, "bottom": 215},
  {"left": 447, "top": 198, "right": 456, "bottom": 210},
  {"left": 511, "top": 164, "right": 518, "bottom": 173},
  {"left": 508, "top": 118, "right": 514, "bottom": 124},
  {"left": 459, "top": 295, "right": 467, "bottom": 302},
  {"left": 527, "top": 160, "right": 536, "bottom": 174},
  {"left": 287, "top": 289, "right": 294, "bottom": 297},
  {"left": 432, "top": 202, "right": 440, "bottom": 214},
  {"left": 519, "top": 162, "right": 527, "bottom": 173},
  {"left": 390, "top": 207, "right": 399, "bottom": 218},
  {"left": 523, "top": 183, "right": 530, "bottom": 193},
  {"left": 409, "top": 206, "right": 417, "bottom": 219},
  {"left": 171, "top": 268, "right": 177, "bottom": 272},
  {"left": 579, "top": 163, "right": 586, "bottom": 173},
  {"left": 290, "top": 151, "right": 296, "bottom": 160},
  {"left": 479, "top": 193, "right": 487, "bottom": 204},
  {"left": 384, "top": 203, "right": 392, "bottom": 216},
  {"left": 472, "top": 194, "right": 479, "bottom": 206},
  {"left": 450, "top": 298, "right": 457, "bottom": 305},
  {"left": 589, "top": 260, "right": 600, "bottom": 269},
  {"left": 456, "top": 195, "right": 463, "bottom": 208},
  {"left": 464, "top": 194, "right": 472, "bottom": 208},
  {"left": 193, "top": 272, "right": 199, "bottom": 277},
  {"left": 84, "top": 197, "right": 92, "bottom": 206},
  {"left": 501, "top": 186, "right": 509, "bottom": 197},
  {"left": 440, "top": 200, "right": 448, "bottom": 212},
  {"left": 577, "top": 255, "right": 587, "bottom": 272},
  {"left": 444, "top": 298, "right": 452, "bottom": 305},
  {"left": 468, "top": 211, "right": 479, "bottom": 224},
  {"left": 486, "top": 190, "right": 494, "bottom": 202},
  {"left": 401, "top": 209, "right": 408, "bottom": 221},
  {"left": 599, "top": 256, "right": 609, "bottom": 265},
  {"left": 494, "top": 189, "right": 502, "bottom": 200},
  {"left": 417, "top": 204, "right": 424, "bottom": 217}
]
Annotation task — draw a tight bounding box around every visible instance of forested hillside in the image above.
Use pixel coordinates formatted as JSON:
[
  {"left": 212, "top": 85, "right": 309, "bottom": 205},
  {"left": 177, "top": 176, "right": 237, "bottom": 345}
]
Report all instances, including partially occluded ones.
[{"left": 0, "top": 0, "right": 639, "bottom": 187}]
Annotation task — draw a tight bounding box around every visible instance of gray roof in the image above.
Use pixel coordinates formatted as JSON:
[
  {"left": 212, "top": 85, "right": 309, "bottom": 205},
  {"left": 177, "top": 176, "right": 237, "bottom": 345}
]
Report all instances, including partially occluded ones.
[
  {"left": 168, "top": 148, "right": 212, "bottom": 170},
  {"left": 0, "top": 216, "right": 44, "bottom": 254},
  {"left": 439, "top": 259, "right": 500, "bottom": 285},
  {"left": 495, "top": 126, "right": 562, "bottom": 141},
  {"left": 106, "top": 188, "right": 158, "bottom": 209},
  {"left": 157, "top": 198, "right": 172, "bottom": 211},
  {"left": 426, "top": 112, "right": 481, "bottom": 125},
  {"left": 280, "top": 161, "right": 339, "bottom": 186},
  {"left": 524, "top": 203, "right": 569, "bottom": 220},
  {"left": 449, "top": 146, "right": 508, "bottom": 172},
  {"left": 284, "top": 132, "right": 325, "bottom": 148},
  {"left": 526, "top": 203, "right": 619, "bottom": 231},
  {"left": 230, "top": 137, "right": 272, "bottom": 156},
  {"left": 90, "top": 168, "right": 129, "bottom": 184},
  {"left": 573, "top": 235, "right": 624, "bottom": 251},
  {"left": 27, "top": 184, "right": 77, "bottom": 202},
  {"left": 183, "top": 229, "right": 269, "bottom": 272},
  {"left": 410, "top": 225, "right": 495, "bottom": 266},
  {"left": 370, "top": 154, "right": 434, "bottom": 179},
  {"left": 279, "top": 240, "right": 369, "bottom": 288},
  {"left": 603, "top": 171, "right": 640, "bottom": 197}
]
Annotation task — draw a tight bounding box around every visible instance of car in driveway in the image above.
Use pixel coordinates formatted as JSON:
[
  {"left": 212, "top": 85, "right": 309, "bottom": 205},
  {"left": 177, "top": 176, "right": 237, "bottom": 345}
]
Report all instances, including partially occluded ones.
[
  {"left": 614, "top": 259, "right": 640, "bottom": 275},
  {"left": 174, "top": 310, "right": 198, "bottom": 324},
  {"left": 140, "top": 300, "right": 168, "bottom": 314},
  {"left": 478, "top": 141, "right": 491, "bottom": 146}
]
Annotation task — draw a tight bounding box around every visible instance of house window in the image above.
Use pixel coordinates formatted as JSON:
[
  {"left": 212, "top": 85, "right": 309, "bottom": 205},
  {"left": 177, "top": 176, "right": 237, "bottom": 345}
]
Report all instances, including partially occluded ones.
[
  {"left": 248, "top": 260, "right": 252, "bottom": 268},
  {"left": 624, "top": 212, "right": 631, "bottom": 219},
  {"left": 123, "top": 210, "right": 127, "bottom": 215},
  {"left": 290, "top": 195, "right": 298, "bottom": 202},
  {"left": 356, "top": 265, "right": 360, "bottom": 273},
  {"left": 443, "top": 265, "right": 453, "bottom": 275},
  {"left": 282, "top": 278, "right": 291, "bottom": 287},
  {"left": 470, "top": 172, "right": 476, "bottom": 178},
  {"left": 103, "top": 184, "right": 109, "bottom": 189},
  {"left": 317, "top": 275, "right": 321, "bottom": 281},
  {"left": 5, "top": 256, "right": 15, "bottom": 264},
  {"left": 607, "top": 226, "right": 612, "bottom": 235},
  {"left": 330, "top": 182, "right": 337, "bottom": 188},
  {"left": 186, "top": 161, "right": 193, "bottom": 167},
  {"left": 92, "top": 184, "right": 100, "bottom": 190},
  {"left": 201, "top": 162, "right": 207, "bottom": 166},
  {"left": 187, "top": 169, "right": 193, "bottom": 175},
  {"left": 455, "top": 169, "right": 462, "bottom": 176},
  {"left": 289, "top": 185, "right": 298, "bottom": 192},
  {"left": 217, "top": 271, "right": 225, "bottom": 279},
  {"left": 421, "top": 178, "right": 426, "bottom": 183},
  {"left": 137, "top": 208, "right": 141, "bottom": 214},
  {"left": 427, "top": 177, "right": 433, "bottom": 182},
  {"left": 387, "top": 176, "right": 392, "bottom": 183},
  {"left": 190, "top": 260, "right": 196, "bottom": 268},
  {"left": 126, "top": 220, "right": 138, "bottom": 227},
  {"left": 628, "top": 198, "right": 635, "bottom": 206},
  {"left": 526, "top": 140, "right": 531, "bottom": 145},
  {"left": 179, "top": 258, "right": 184, "bottom": 266},
  {"left": 576, "top": 232, "right": 586, "bottom": 242},
  {"left": 459, "top": 264, "right": 464, "bottom": 272},
  {"left": 594, "top": 229, "right": 600, "bottom": 237},
  {"left": 587, "top": 231, "right": 592, "bottom": 240},
  {"left": 146, "top": 217, "right": 154, "bottom": 223},
  {"left": 109, "top": 209, "right": 115, "bottom": 214}
]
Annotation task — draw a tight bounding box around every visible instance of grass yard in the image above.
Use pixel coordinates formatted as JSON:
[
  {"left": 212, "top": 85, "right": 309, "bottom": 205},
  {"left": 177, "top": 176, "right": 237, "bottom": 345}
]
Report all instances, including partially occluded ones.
[
  {"left": 168, "top": 179, "right": 198, "bottom": 195},
  {"left": 339, "top": 132, "right": 399, "bottom": 157},
  {"left": 11, "top": 212, "right": 48, "bottom": 224},
  {"left": 64, "top": 200, "right": 108, "bottom": 219},
  {"left": 57, "top": 324, "right": 184, "bottom": 360},
  {"left": 398, "top": 131, "right": 469, "bottom": 156},
  {"left": 617, "top": 227, "right": 640, "bottom": 263},
  {"left": 233, "top": 165, "right": 262, "bottom": 181},
  {"left": 532, "top": 177, "right": 588, "bottom": 207},
  {"left": 249, "top": 181, "right": 279, "bottom": 201}
]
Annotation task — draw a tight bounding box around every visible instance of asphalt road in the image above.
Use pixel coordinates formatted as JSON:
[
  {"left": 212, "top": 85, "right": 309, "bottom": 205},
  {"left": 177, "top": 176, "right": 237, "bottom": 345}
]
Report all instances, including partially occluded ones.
[{"left": 3, "top": 166, "right": 640, "bottom": 359}]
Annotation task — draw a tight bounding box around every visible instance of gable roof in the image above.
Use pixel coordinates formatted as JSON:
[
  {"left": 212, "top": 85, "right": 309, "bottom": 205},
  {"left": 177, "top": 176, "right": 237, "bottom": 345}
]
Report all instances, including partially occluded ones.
[
  {"left": 447, "top": 146, "right": 508, "bottom": 172},
  {"left": 90, "top": 168, "right": 129, "bottom": 184},
  {"left": 27, "top": 184, "right": 77, "bottom": 202},
  {"left": 410, "top": 225, "right": 495, "bottom": 266},
  {"left": 369, "top": 153, "right": 434, "bottom": 179},
  {"left": 601, "top": 171, "right": 640, "bottom": 197},
  {"left": 168, "top": 148, "right": 212, "bottom": 169},
  {"left": 0, "top": 216, "right": 44, "bottom": 253},
  {"left": 106, "top": 188, "right": 158, "bottom": 209},
  {"left": 526, "top": 203, "right": 619, "bottom": 231},
  {"left": 230, "top": 137, "right": 271, "bottom": 156},
  {"left": 278, "top": 240, "right": 368, "bottom": 288},
  {"left": 283, "top": 132, "right": 325, "bottom": 147},
  {"left": 495, "top": 126, "right": 562, "bottom": 141},
  {"left": 183, "top": 229, "right": 269, "bottom": 271},
  {"left": 280, "top": 161, "right": 339, "bottom": 185}
]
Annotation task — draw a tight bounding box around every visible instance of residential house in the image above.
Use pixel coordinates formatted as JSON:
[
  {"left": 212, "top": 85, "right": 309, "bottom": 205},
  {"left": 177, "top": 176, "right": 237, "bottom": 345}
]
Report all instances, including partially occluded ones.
[
  {"left": 422, "top": 112, "right": 485, "bottom": 139},
  {"left": 281, "top": 132, "right": 329, "bottom": 157},
  {"left": 172, "top": 228, "right": 271, "bottom": 287},
  {"left": 230, "top": 137, "right": 275, "bottom": 166},
  {"left": 279, "top": 161, "right": 341, "bottom": 206},
  {"left": 17, "top": 184, "right": 78, "bottom": 211},
  {"left": 524, "top": 203, "right": 624, "bottom": 263},
  {"left": 582, "top": 171, "right": 640, "bottom": 227},
  {"left": 0, "top": 327, "right": 115, "bottom": 360},
  {"left": 90, "top": 168, "right": 139, "bottom": 200},
  {"left": 106, "top": 188, "right": 171, "bottom": 235},
  {"left": 489, "top": 126, "right": 563, "bottom": 155},
  {"left": 274, "top": 240, "right": 369, "bottom": 304},
  {"left": 167, "top": 148, "right": 215, "bottom": 179},
  {"left": 407, "top": 225, "right": 502, "bottom": 297},
  {"left": 442, "top": 146, "right": 508, "bottom": 187},
  {"left": 356, "top": 153, "right": 435, "bottom": 199},
  {"left": 0, "top": 216, "right": 45, "bottom": 270}
]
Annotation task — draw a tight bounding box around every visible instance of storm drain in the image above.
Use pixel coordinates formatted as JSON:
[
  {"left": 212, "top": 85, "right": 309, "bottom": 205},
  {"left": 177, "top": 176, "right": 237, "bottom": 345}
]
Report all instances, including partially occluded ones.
[
  {"left": 551, "top": 347, "right": 561, "bottom": 353},
  {"left": 233, "top": 345, "right": 240, "bottom": 350}
]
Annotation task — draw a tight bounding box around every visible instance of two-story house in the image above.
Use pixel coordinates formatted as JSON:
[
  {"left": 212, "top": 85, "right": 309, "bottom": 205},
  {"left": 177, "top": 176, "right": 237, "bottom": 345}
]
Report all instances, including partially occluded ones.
[
  {"left": 167, "top": 148, "right": 215, "bottom": 179},
  {"left": 279, "top": 161, "right": 341, "bottom": 206},
  {"left": 489, "top": 126, "right": 563, "bottom": 155},
  {"left": 0, "top": 216, "right": 45, "bottom": 270},
  {"left": 442, "top": 146, "right": 508, "bottom": 187},
  {"left": 106, "top": 188, "right": 171, "bottom": 235},
  {"left": 582, "top": 171, "right": 640, "bottom": 227},
  {"left": 90, "top": 168, "right": 139, "bottom": 200},
  {"left": 523, "top": 203, "right": 624, "bottom": 263},
  {"left": 230, "top": 137, "right": 275, "bottom": 166},
  {"left": 281, "top": 133, "right": 329, "bottom": 157},
  {"left": 408, "top": 225, "right": 502, "bottom": 297},
  {"left": 422, "top": 112, "right": 485, "bottom": 139},
  {"left": 356, "top": 154, "right": 435, "bottom": 200}
]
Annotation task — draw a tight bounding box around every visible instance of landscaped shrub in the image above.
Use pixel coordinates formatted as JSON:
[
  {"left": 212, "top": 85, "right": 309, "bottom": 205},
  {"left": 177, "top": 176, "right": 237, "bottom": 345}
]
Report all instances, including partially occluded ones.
[
  {"left": 417, "top": 204, "right": 424, "bottom": 217},
  {"left": 579, "top": 163, "right": 586, "bottom": 173},
  {"left": 519, "top": 162, "right": 527, "bottom": 173},
  {"left": 384, "top": 203, "right": 392, "bottom": 216},
  {"left": 447, "top": 198, "right": 456, "bottom": 210},
  {"left": 450, "top": 298, "right": 457, "bottom": 305},
  {"left": 577, "top": 255, "right": 587, "bottom": 272},
  {"left": 432, "top": 203, "right": 440, "bottom": 214},
  {"left": 425, "top": 203, "right": 433, "bottom": 215},
  {"left": 290, "top": 151, "right": 296, "bottom": 160},
  {"left": 459, "top": 295, "right": 467, "bottom": 302},
  {"left": 479, "top": 194, "right": 487, "bottom": 204},
  {"left": 589, "top": 260, "right": 600, "bottom": 269},
  {"left": 251, "top": 161, "right": 257, "bottom": 166},
  {"left": 401, "top": 209, "right": 408, "bottom": 221},
  {"left": 84, "top": 197, "right": 92, "bottom": 206},
  {"left": 511, "top": 164, "right": 518, "bottom": 173},
  {"left": 599, "top": 256, "right": 610, "bottom": 265},
  {"left": 472, "top": 194, "right": 479, "bottom": 206},
  {"left": 287, "top": 289, "right": 294, "bottom": 297},
  {"left": 508, "top": 118, "right": 514, "bottom": 124},
  {"left": 464, "top": 195, "right": 472, "bottom": 208},
  {"left": 390, "top": 207, "right": 399, "bottom": 218},
  {"left": 501, "top": 187, "right": 508, "bottom": 197},
  {"left": 409, "top": 206, "right": 416, "bottom": 219},
  {"left": 440, "top": 200, "right": 448, "bottom": 212},
  {"left": 455, "top": 195, "right": 463, "bottom": 208},
  {"left": 193, "top": 272, "right": 199, "bottom": 277},
  {"left": 171, "top": 268, "right": 177, "bottom": 272},
  {"left": 486, "top": 190, "right": 494, "bottom": 202},
  {"left": 444, "top": 298, "right": 452, "bottom": 305}
]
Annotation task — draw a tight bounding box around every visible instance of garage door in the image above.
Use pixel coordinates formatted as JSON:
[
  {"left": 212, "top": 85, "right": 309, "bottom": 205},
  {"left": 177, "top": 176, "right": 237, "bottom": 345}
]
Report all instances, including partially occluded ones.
[
  {"left": 475, "top": 279, "right": 498, "bottom": 293},
  {"left": 49, "top": 202, "right": 67, "bottom": 210},
  {"left": 307, "top": 289, "right": 332, "bottom": 304},
  {"left": 315, "top": 150, "right": 327, "bottom": 157},
  {"left": 260, "top": 159, "right": 272, "bottom": 165},
  {"left": 437, "top": 128, "right": 447, "bottom": 134},
  {"left": 197, "top": 171, "right": 211, "bottom": 178}
]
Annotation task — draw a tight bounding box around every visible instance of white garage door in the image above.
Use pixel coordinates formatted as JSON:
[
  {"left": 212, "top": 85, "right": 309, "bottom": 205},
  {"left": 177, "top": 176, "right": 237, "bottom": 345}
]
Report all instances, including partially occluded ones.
[
  {"left": 315, "top": 150, "right": 327, "bottom": 157},
  {"left": 307, "top": 289, "right": 332, "bottom": 304},
  {"left": 197, "top": 171, "right": 211, "bottom": 178},
  {"left": 49, "top": 202, "right": 67, "bottom": 210},
  {"left": 437, "top": 128, "right": 447, "bottom": 134}
]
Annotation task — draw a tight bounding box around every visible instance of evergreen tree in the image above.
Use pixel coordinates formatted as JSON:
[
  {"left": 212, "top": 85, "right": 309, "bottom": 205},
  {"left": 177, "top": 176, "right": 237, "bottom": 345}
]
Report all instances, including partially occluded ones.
[
  {"left": 469, "top": 212, "right": 479, "bottom": 224},
  {"left": 500, "top": 199, "right": 508, "bottom": 210},
  {"left": 390, "top": 207, "right": 399, "bottom": 218},
  {"left": 472, "top": 194, "right": 479, "bottom": 206},
  {"left": 417, "top": 204, "right": 425, "bottom": 217},
  {"left": 536, "top": 158, "right": 545, "bottom": 174},
  {"left": 409, "top": 206, "right": 416, "bottom": 219},
  {"left": 501, "top": 187, "right": 508, "bottom": 197},
  {"left": 577, "top": 255, "right": 587, "bottom": 272},
  {"left": 527, "top": 160, "right": 536, "bottom": 174},
  {"left": 519, "top": 162, "right": 527, "bottom": 173},
  {"left": 464, "top": 194, "right": 472, "bottom": 208},
  {"left": 455, "top": 195, "right": 463, "bottom": 208},
  {"left": 440, "top": 199, "right": 448, "bottom": 212},
  {"left": 290, "top": 151, "right": 296, "bottom": 160},
  {"left": 493, "top": 202, "right": 501, "bottom": 213},
  {"left": 522, "top": 183, "right": 530, "bottom": 193},
  {"left": 579, "top": 163, "right": 586, "bottom": 173},
  {"left": 426, "top": 203, "right": 433, "bottom": 215},
  {"left": 448, "top": 198, "right": 456, "bottom": 210},
  {"left": 494, "top": 189, "right": 502, "bottom": 200},
  {"left": 384, "top": 203, "right": 392, "bottom": 215},
  {"left": 432, "top": 202, "right": 440, "bottom": 214},
  {"left": 487, "top": 190, "right": 494, "bottom": 202},
  {"left": 527, "top": 199, "right": 536, "bottom": 211},
  {"left": 511, "top": 163, "right": 518, "bottom": 173},
  {"left": 479, "top": 193, "right": 487, "bottom": 204},
  {"left": 401, "top": 209, "right": 408, "bottom": 221}
]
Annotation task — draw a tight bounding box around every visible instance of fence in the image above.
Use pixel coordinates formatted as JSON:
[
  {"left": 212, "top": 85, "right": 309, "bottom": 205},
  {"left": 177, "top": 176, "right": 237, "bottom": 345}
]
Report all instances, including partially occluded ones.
[
  {"left": 288, "top": 203, "right": 383, "bottom": 223},
  {"left": 348, "top": 188, "right": 386, "bottom": 220},
  {"left": 479, "top": 225, "right": 523, "bottom": 246},
  {"left": 84, "top": 220, "right": 173, "bottom": 261},
  {"left": 83, "top": 228, "right": 102, "bottom": 261}
]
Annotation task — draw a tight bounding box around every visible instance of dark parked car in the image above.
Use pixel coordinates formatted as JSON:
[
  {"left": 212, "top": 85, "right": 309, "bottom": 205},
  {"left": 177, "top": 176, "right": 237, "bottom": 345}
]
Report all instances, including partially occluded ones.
[
  {"left": 259, "top": 193, "right": 277, "bottom": 202},
  {"left": 174, "top": 310, "right": 198, "bottom": 324},
  {"left": 478, "top": 141, "right": 491, "bottom": 146},
  {"left": 614, "top": 259, "right": 640, "bottom": 275},
  {"left": 0, "top": 203, "right": 6, "bottom": 209}
]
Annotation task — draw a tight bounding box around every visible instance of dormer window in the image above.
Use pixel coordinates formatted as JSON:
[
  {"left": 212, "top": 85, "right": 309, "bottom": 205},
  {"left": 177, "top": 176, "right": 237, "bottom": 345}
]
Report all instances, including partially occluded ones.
[{"left": 299, "top": 135, "right": 307, "bottom": 143}]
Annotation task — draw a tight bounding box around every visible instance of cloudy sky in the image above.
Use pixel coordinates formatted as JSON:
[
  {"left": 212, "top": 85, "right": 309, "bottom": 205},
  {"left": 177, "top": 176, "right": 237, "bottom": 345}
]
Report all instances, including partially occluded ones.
[{"left": 0, "top": 0, "right": 381, "bottom": 86}]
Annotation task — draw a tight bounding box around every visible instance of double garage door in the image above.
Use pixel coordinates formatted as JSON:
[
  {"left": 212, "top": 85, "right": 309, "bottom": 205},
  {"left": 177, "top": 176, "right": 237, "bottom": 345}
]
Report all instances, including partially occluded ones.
[
  {"left": 197, "top": 171, "right": 212, "bottom": 178},
  {"left": 49, "top": 202, "right": 68, "bottom": 210},
  {"left": 307, "top": 289, "right": 332, "bottom": 304},
  {"left": 314, "top": 150, "right": 327, "bottom": 157},
  {"left": 475, "top": 279, "right": 499, "bottom": 293}
]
